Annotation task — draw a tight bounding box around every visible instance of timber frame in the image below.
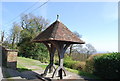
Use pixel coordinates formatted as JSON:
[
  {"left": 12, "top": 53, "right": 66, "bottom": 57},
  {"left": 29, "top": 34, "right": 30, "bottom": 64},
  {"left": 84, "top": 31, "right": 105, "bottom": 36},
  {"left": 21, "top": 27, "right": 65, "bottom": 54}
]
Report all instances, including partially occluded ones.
[
  {"left": 41, "top": 42, "right": 56, "bottom": 76},
  {"left": 33, "top": 19, "right": 85, "bottom": 79},
  {"left": 41, "top": 41, "right": 71, "bottom": 79}
]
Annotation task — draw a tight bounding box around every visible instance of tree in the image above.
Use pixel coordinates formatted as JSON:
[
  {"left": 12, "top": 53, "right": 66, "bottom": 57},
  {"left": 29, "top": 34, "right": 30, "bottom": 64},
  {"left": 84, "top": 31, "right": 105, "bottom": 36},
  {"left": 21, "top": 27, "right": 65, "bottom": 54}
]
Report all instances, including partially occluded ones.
[
  {"left": 85, "top": 43, "right": 97, "bottom": 54},
  {"left": 10, "top": 23, "right": 22, "bottom": 49},
  {"left": 18, "top": 14, "right": 49, "bottom": 62},
  {"left": 1, "top": 31, "right": 4, "bottom": 42},
  {"left": 69, "top": 31, "right": 82, "bottom": 56},
  {"left": 21, "top": 13, "right": 49, "bottom": 31},
  {"left": 67, "top": 31, "right": 97, "bottom": 61}
]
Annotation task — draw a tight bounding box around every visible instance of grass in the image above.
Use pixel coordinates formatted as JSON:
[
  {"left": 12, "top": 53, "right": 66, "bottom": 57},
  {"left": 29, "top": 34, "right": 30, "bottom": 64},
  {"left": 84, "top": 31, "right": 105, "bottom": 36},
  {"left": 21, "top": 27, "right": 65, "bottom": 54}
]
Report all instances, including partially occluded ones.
[
  {"left": 37, "top": 64, "right": 47, "bottom": 69},
  {"left": 17, "top": 57, "right": 99, "bottom": 79},
  {"left": 17, "top": 68, "right": 32, "bottom": 72},
  {"left": 65, "top": 67, "right": 79, "bottom": 74},
  {"left": 65, "top": 67, "right": 99, "bottom": 79},
  {"left": 78, "top": 71, "right": 100, "bottom": 79},
  {"left": 17, "top": 57, "right": 47, "bottom": 71},
  {"left": 17, "top": 57, "right": 41, "bottom": 66}
]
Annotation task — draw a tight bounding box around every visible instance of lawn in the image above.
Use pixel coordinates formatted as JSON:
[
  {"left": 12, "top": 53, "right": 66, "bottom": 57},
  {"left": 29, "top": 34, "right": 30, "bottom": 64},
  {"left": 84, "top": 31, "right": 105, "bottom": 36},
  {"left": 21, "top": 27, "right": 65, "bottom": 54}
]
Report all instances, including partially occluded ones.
[
  {"left": 17, "top": 57, "right": 48, "bottom": 71},
  {"left": 17, "top": 57, "right": 99, "bottom": 79},
  {"left": 17, "top": 57, "right": 79, "bottom": 73}
]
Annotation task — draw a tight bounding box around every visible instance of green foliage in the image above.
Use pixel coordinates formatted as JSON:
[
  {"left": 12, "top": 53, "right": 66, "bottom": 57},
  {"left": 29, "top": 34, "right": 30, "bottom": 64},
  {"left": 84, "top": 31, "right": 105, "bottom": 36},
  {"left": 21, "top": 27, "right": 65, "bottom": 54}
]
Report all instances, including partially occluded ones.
[
  {"left": 17, "top": 57, "right": 47, "bottom": 72},
  {"left": 18, "top": 33, "right": 48, "bottom": 62},
  {"left": 78, "top": 71, "right": 100, "bottom": 79},
  {"left": 17, "top": 56, "right": 98, "bottom": 79},
  {"left": 93, "top": 52, "right": 120, "bottom": 79},
  {"left": 37, "top": 64, "right": 47, "bottom": 69},
  {"left": 85, "top": 52, "right": 120, "bottom": 79},
  {"left": 2, "top": 41, "right": 13, "bottom": 49},
  {"left": 85, "top": 54, "right": 103, "bottom": 73},
  {"left": 11, "top": 23, "right": 22, "bottom": 49},
  {"left": 2, "top": 14, "right": 49, "bottom": 63},
  {"left": 71, "top": 53, "right": 91, "bottom": 61},
  {"left": 64, "top": 56, "right": 76, "bottom": 69},
  {"left": 17, "top": 14, "right": 49, "bottom": 62},
  {"left": 65, "top": 67, "right": 79, "bottom": 74},
  {"left": 73, "top": 61, "right": 85, "bottom": 70},
  {"left": 63, "top": 56, "right": 85, "bottom": 71}
]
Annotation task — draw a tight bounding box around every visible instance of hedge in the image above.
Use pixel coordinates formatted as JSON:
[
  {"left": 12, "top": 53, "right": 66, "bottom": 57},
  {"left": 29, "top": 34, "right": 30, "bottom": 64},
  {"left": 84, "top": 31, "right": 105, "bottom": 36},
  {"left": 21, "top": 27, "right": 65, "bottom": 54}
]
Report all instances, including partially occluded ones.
[
  {"left": 55, "top": 56, "right": 85, "bottom": 71},
  {"left": 93, "top": 52, "right": 120, "bottom": 79},
  {"left": 85, "top": 54, "right": 103, "bottom": 73}
]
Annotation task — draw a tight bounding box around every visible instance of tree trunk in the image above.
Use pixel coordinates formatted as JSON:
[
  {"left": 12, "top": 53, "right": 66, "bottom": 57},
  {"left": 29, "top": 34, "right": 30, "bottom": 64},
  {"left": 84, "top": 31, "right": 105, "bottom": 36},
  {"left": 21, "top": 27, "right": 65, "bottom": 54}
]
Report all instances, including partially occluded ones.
[
  {"left": 1, "top": 31, "right": 4, "bottom": 42},
  {"left": 12, "top": 34, "right": 15, "bottom": 48}
]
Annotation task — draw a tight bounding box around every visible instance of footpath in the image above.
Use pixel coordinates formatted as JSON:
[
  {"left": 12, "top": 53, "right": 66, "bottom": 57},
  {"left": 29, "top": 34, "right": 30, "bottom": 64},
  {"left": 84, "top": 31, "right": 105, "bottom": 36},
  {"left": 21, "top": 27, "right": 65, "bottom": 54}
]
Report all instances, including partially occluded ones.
[{"left": 1, "top": 67, "right": 95, "bottom": 81}]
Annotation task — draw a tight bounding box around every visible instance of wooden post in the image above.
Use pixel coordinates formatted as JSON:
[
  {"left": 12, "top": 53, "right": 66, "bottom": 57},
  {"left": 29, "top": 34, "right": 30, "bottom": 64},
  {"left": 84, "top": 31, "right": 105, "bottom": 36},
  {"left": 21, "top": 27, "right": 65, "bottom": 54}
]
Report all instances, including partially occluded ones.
[
  {"left": 41, "top": 42, "right": 56, "bottom": 76},
  {"left": 51, "top": 41, "right": 70, "bottom": 79}
]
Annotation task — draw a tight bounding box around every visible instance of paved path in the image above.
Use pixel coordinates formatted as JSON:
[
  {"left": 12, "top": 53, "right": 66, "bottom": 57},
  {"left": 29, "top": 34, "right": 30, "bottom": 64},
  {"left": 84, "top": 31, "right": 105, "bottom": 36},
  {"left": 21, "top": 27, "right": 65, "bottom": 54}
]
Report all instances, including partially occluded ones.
[
  {"left": 0, "top": 46, "right": 3, "bottom": 80},
  {"left": 1, "top": 58, "right": 101, "bottom": 81},
  {"left": 0, "top": 66, "right": 3, "bottom": 80},
  {"left": 2, "top": 67, "right": 97, "bottom": 81}
]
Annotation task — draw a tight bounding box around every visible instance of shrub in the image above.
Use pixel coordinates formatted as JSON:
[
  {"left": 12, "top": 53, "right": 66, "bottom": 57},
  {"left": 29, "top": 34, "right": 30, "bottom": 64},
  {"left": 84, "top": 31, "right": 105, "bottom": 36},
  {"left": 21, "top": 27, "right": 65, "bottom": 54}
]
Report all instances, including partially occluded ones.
[
  {"left": 85, "top": 52, "right": 120, "bottom": 79},
  {"left": 74, "top": 61, "right": 85, "bottom": 70},
  {"left": 85, "top": 53, "right": 103, "bottom": 73},
  {"left": 63, "top": 56, "right": 85, "bottom": 71},
  {"left": 64, "top": 56, "right": 75, "bottom": 69},
  {"left": 54, "top": 56, "right": 59, "bottom": 65},
  {"left": 94, "top": 52, "right": 120, "bottom": 79}
]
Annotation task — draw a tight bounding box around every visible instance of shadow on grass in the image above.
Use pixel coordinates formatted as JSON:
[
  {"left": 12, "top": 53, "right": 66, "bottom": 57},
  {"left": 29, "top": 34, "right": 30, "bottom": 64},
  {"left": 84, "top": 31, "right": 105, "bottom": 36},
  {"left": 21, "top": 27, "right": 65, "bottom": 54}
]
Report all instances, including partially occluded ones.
[
  {"left": 2, "top": 67, "right": 51, "bottom": 81},
  {"left": 17, "top": 68, "right": 32, "bottom": 72}
]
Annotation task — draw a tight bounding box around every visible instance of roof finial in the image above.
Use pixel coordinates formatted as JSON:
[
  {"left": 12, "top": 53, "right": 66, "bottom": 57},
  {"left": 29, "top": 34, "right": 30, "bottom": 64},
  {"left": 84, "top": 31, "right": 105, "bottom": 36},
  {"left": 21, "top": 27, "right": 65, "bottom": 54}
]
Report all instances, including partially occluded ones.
[{"left": 57, "top": 15, "right": 59, "bottom": 21}]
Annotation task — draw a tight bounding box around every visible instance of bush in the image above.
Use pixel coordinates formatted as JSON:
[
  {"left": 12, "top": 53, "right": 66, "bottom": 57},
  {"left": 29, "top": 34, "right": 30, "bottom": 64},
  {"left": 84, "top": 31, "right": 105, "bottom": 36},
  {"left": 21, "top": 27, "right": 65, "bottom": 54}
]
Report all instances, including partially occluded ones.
[
  {"left": 94, "top": 52, "right": 120, "bottom": 79},
  {"left": 85, "top": 52, "right": 120, "bottom": 79},
  {"left": 64, "top": 56, "right": 75, "bottom": 69},
  {"left": 85, "top": 54, "right": 103, "bottom": 73},
  {"left": 54, "top": 55, "right": 59, "bottom": 65},
  {"left": 63, "top": 56, "right": 85, "bottom": 71},
  {"left": 74, "top": 61, "right": 85, "bottom": 70}
]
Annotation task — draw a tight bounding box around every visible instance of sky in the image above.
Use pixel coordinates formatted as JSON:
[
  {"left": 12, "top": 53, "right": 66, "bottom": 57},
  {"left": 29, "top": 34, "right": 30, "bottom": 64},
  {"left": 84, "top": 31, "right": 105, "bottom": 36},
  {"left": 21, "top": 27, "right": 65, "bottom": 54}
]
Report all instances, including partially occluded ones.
[{"left": 0, "top": 1, "right": 118, "bottom": 52}]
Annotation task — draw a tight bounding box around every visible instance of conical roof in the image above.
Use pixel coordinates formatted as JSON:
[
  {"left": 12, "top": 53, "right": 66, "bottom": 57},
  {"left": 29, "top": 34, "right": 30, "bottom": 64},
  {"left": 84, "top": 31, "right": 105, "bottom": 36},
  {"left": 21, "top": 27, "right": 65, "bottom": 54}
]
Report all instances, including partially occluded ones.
[{"left": 33, "top": 20, "right": 85, "bottom": 44}]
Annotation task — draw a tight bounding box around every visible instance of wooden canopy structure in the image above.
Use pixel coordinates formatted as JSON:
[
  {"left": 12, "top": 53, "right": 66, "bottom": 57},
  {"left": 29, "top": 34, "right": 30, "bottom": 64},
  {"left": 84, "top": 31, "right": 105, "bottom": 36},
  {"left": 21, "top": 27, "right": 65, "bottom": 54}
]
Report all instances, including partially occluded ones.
[{"left": 33, "top": 18, "right": 85, "bottom": 79}]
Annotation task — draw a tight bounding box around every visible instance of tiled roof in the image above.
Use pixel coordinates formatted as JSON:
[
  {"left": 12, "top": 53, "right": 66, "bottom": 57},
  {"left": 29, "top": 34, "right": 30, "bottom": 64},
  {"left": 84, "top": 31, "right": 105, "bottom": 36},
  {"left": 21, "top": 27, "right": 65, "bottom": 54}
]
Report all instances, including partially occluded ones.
[{"left": 33, "top": 20, "right": 85, "bottom": 44}]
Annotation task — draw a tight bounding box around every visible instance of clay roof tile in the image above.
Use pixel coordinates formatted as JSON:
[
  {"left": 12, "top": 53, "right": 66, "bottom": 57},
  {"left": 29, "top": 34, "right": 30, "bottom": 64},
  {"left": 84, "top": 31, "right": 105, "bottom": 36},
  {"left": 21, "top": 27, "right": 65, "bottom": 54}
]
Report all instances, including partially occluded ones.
[{"left": 33, "top": 20, "right": 85, "bottom": 44}]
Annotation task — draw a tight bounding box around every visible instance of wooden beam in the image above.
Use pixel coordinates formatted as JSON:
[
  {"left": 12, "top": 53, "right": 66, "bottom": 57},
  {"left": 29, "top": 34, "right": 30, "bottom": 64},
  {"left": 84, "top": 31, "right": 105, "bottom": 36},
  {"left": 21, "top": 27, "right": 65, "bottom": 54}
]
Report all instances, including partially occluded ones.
[
  {"left": 50, "top": 41, "right": 71, "bottom": 79},
  {"left": 41, "top": 42, "right": 56, "bottom": 76}
]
